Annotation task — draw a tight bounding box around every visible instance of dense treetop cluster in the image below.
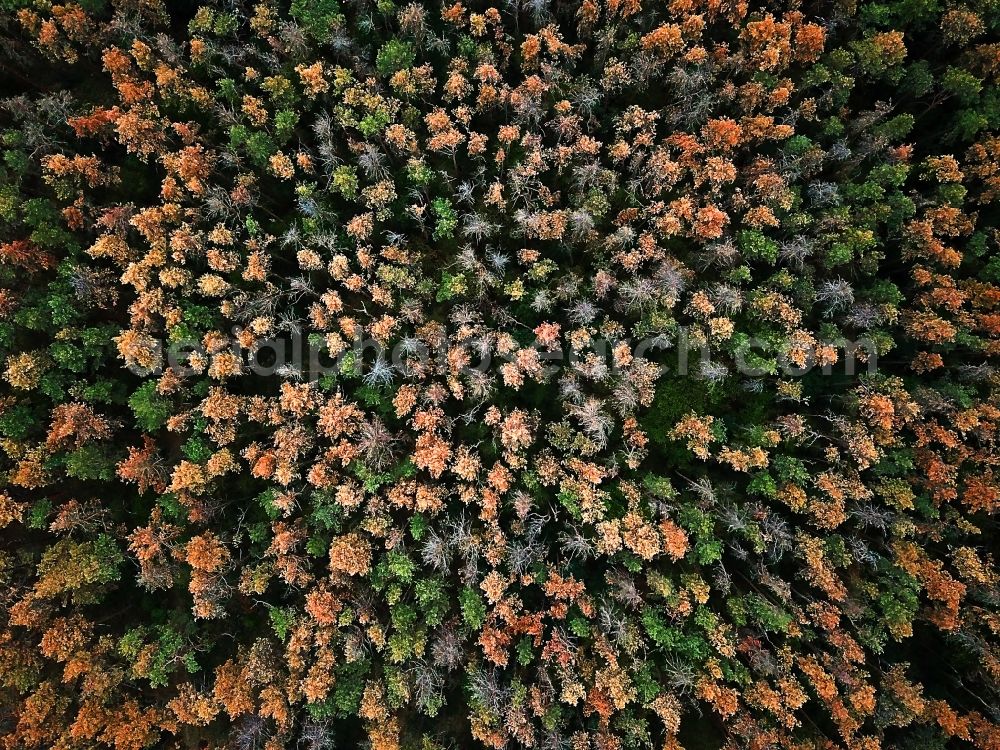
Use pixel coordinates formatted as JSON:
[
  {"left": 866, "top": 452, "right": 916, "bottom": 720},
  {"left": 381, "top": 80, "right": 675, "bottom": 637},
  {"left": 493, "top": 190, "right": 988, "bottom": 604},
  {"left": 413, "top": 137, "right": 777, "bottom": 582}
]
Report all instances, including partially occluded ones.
[{"left": 0, "top": 0, "right": 999, "bottom": 748}]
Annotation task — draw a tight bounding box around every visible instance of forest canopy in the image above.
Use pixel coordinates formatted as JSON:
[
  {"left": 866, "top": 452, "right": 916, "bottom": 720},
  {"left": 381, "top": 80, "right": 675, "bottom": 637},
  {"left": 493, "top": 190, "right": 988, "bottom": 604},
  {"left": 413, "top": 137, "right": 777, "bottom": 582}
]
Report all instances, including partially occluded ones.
[{"left": 0, "top": 0, "right": 999, "bottom": 749}]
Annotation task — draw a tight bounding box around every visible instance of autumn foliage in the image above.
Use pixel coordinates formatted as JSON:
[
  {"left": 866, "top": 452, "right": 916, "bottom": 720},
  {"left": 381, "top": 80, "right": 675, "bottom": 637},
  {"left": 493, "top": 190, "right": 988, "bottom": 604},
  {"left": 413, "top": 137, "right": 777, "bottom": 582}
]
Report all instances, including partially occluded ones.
[{"left": 0, "top": 1, "right": 999, "bottom": 749}]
